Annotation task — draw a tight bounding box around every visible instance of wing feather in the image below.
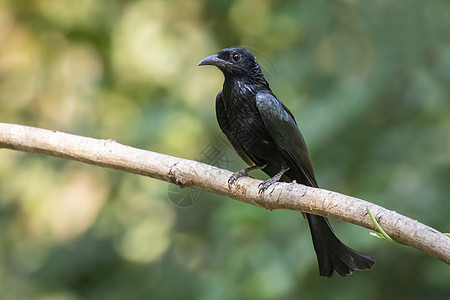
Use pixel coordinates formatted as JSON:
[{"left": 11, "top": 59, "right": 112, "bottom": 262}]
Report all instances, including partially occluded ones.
[{"left": 255, "top": 91, "right": 318, "bottom": 187}]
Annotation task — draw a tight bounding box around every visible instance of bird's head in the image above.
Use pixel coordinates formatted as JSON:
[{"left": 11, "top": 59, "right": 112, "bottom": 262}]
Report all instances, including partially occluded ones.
[{"left": 198, "top": 47, "right": 264, "bottom": 81}]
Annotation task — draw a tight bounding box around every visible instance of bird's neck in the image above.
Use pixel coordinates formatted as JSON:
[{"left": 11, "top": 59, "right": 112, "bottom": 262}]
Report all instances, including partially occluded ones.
[
  {"left": 221, "top": 75, "right": 269, "bottom": 112},
  {"left": 223, "top": 73, "right": 269, "bottom": 92}
]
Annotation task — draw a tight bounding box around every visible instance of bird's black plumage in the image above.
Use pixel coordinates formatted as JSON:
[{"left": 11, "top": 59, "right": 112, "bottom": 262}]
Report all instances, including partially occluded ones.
[{"left": 199, "top": 47, "right": 375, "bottom": 277}]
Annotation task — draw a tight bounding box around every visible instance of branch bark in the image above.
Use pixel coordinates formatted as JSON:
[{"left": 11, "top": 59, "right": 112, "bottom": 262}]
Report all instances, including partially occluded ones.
[{"left": 0, "top": 122, "right": 449, "bottom": 264}]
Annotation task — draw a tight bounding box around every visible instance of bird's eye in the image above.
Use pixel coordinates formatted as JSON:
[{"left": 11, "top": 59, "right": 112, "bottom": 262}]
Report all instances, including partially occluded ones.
[{"left": 232, "top": 53, "right": 240, "bottom": 62}]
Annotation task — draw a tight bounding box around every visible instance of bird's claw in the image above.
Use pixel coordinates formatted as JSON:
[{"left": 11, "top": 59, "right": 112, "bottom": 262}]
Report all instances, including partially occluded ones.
[
  {"left": 228, "top": 171, "right": 247, "bottom": 189},
  {"left": 258, "top": 179, "right": 276, "bottom": 194}
]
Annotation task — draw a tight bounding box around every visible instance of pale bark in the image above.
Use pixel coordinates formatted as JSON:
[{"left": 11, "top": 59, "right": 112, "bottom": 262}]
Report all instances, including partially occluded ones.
[{"left": 0, "top": 122, "right": 449, "bottom": 264}]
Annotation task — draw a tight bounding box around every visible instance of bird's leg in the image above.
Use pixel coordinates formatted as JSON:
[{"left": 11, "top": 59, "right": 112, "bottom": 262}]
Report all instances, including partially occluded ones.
[
  {"left": 258, "top": 164, "right": 290, "bottom": 194},
  {"left": 228, "top": 164, "right": 267, "bottom": 189}
]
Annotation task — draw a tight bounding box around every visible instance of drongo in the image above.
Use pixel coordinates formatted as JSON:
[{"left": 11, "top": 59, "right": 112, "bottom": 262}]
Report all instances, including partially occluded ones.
[{"left": 198, "top": 47, "right": 375, "bottom": 277}]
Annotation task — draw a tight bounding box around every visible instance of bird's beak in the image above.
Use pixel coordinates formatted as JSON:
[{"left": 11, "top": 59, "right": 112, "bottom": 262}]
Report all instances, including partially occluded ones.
[{"left": 198, "top": 54, "right": 225, "bottom": 67}]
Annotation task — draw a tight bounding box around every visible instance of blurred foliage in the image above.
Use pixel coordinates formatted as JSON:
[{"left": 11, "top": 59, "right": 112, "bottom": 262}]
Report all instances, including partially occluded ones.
[{"left": 0, "top": 0, "right": 449, "bottom": 299}]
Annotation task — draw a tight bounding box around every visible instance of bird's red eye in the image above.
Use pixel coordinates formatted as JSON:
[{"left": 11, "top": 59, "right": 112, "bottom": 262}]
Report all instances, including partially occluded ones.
[{"left": 232, "top": 53, "right": 240, "bottom": 62}]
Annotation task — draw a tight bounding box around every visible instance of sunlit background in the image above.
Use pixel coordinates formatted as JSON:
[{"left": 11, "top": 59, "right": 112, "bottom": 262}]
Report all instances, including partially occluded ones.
[{"left": 0, "top": 0, "right": 449, "bottom": 299}]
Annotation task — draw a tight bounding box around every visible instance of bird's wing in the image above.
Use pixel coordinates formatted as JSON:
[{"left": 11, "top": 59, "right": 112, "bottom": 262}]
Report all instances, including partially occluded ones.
[
  {"left": 216, "top": 91, "right": 254, "bottom": 165},
  {"left": 215, "top": 91, "right": 228, "bottom": 133},
  {"left": 255, "top": 90, "right": 318, "bottom": 187}
]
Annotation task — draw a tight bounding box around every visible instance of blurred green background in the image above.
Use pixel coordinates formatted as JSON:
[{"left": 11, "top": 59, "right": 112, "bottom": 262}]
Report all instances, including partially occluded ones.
[{"left": 0, "top": 0, "right": 449, "bottom": 299}]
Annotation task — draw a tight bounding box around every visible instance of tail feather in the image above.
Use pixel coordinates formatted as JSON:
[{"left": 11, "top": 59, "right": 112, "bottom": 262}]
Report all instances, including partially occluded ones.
[{"left": 306, "top": 214, "right": 375, "bottom": 277}]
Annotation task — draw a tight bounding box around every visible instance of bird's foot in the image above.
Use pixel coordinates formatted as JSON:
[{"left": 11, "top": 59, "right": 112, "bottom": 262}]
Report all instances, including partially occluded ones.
[
  {"left": 228, "top": 164, "right": 268, "bottom": 189},
  {"left": 258, "top": 178, "right": 278, "bottom": 194},
  {"left": 228, "top": 170, "right": 248, "bottom": 189},
  {"left": 258, "top": 165, "right": 289, "bottom": 194}
]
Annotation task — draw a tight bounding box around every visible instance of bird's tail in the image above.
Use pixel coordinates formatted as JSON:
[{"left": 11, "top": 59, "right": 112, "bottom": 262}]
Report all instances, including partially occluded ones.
[{"left": 306, "top": 213, "right": 375, "bottom": 277}]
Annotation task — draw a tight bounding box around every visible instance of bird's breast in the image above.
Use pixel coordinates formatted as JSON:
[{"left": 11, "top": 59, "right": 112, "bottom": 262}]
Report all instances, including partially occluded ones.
[{"left": 223, "top": 101, "right": 278, "bottom": 160}]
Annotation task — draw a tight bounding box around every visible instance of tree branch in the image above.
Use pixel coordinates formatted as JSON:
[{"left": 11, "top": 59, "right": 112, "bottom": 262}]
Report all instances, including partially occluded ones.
[{"left": 0, "top": 122, "right": 449, "bottom": 264}]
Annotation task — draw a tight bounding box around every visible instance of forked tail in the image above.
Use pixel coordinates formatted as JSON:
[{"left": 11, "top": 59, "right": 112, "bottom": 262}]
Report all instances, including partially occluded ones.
[{"left": 306, "top": 213, "right": 375, "bottom": 277}]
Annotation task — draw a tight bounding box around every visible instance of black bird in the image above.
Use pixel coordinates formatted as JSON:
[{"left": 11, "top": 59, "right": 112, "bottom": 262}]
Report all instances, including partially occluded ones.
[{"left": 198, "top": 47, "right": 375, "bottom": 277}]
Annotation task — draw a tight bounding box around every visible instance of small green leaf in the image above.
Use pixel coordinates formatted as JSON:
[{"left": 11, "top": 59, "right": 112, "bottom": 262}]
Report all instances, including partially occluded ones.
[{"left": 366, "top": 207, "right": 408, "bottom": 246}]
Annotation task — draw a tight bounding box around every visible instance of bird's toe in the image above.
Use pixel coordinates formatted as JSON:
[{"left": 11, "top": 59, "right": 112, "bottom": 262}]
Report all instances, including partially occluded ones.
[
  {"left": 258, "top": 179, "right": 275, "bottom": 194},
  {"left": 228, "top": 171, "right": 245, "bottom": 189}
]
